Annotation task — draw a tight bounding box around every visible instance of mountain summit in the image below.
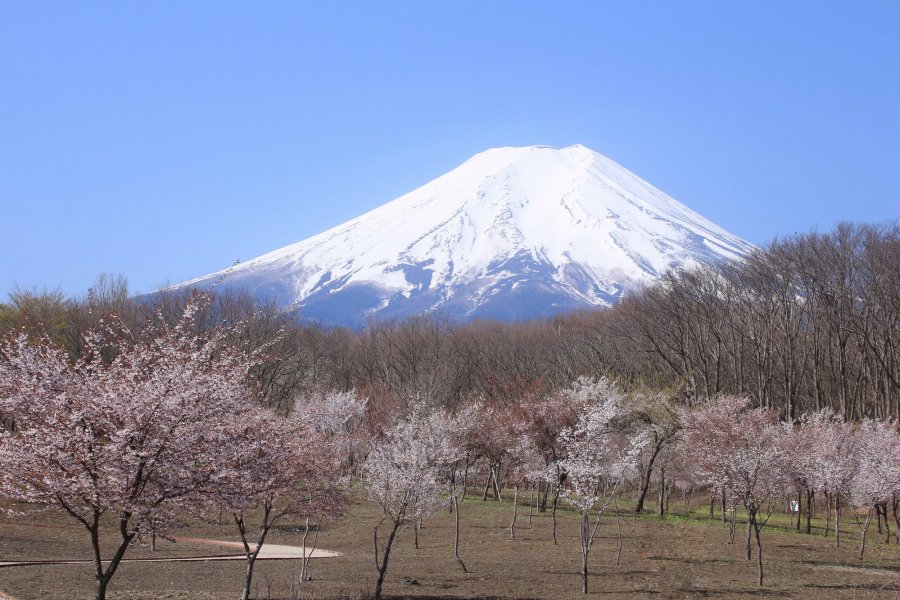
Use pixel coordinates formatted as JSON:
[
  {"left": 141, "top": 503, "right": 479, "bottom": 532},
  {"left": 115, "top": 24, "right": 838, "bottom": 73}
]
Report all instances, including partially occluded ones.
[{"left": 177, "top": 145, "right": 753, "bottom": 326}]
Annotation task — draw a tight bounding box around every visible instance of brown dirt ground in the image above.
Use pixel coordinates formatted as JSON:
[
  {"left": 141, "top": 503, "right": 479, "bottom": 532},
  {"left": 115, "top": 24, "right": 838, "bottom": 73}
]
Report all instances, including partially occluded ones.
[{"left": 1, "top": 491, "right": 899, "bottom": 599}]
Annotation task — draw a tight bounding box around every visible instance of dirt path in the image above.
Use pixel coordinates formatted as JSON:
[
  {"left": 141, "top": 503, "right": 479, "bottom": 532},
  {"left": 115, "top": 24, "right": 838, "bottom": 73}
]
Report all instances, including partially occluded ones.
[
  {"left": 173, "top": 537, "right": 341, "bottom": 559},
  {"left": 0, "top": 537, "right": 340, "bottom": 568}
]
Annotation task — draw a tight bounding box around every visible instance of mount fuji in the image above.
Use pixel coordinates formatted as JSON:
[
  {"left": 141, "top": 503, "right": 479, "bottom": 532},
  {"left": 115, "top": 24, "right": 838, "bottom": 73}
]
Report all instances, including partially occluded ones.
[{"left": 175, "top": 145, "right": 753, "bottom": 327}]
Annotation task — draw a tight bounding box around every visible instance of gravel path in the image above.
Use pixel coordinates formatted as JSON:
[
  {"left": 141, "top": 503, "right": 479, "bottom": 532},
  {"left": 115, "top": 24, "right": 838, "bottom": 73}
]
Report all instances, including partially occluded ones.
[{"left": 0, "top": 537, "right": 340, "bottom": 568}]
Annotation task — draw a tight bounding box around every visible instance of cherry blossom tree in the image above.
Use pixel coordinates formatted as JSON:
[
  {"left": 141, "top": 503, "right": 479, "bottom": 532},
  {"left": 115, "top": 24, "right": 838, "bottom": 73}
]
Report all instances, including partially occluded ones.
[
  {"left": 363, "top": 400, "right": 458, "bottom": 600},
  {"left": 626, "top": 390, "right": 681, "bottom": 513},
  {"left": 557, "top": 377, "right": 645, "bottom": 594},
  {"left": 294, "top": 388, "right": 369, "bottom": 473},
  {"left": 441, "top": 402, "right": 478, "bottom": 573},
  {"left": 649, "top": 445, "right": 676, "bottom": 515},
  {"left": 469, "top": 399, "right": 534, "bottom": 542},
  {"left": 505, "top": 438, "right": 545, "bottom": 540},
  {"left": 664, "top": 440, "right": 704, "bottom": 511},
  {"left": 776, "top": 413, "right": 824, "bottom": 534},
  {"left": 511, "top": 377, "right": 603, "bottom": 544},
  {"left": 209, "top": 406, "right": 346, "bottom": 600},
  {"left": 794, "top": 412, "right": 900, "bottom": 555},
  {"left": 0, "top": 292, "right": 259, "bottom": 600},
  {"left": 290, "top": 388, "right": 366, "bottom": 582},
  {"left": 843, "top": 419, "right": 900, "bottom": 558},
  {"left": 509, "top": 384, "right": 579, "bottom": 539},
  {"left": 802, "top": 410, "right": 857, "bottom": 545},
  {"left": 467, "top": 402, "right": 511, "bottom": 503},
  {"left": 681, "top": 396, "right": 786, "bottom": 586}
]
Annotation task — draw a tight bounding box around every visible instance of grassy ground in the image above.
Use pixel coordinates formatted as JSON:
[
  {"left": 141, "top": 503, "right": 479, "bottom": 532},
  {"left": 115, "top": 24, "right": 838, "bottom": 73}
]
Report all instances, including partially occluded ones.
[{"left": 1, "top": 490, "right": 899, "bottom": 599}]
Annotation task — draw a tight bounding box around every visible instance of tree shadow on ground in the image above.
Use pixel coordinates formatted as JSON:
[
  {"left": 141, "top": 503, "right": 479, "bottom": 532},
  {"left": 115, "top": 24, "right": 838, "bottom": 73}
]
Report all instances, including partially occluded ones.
[
  {"left": 382, "top": 596, "right": 542, "bottom": 600},
  {"left": 801, "top": 559, "right": 900, "bottom": 574},
  {"left": 644, "top": 555, "right": 730, "bottom": 564},
  {"left": 803, "top": 583, "right": 900, "bottom": 592},
  {"left": 676, "top": 588, "right": 789, "bottom": 597}
]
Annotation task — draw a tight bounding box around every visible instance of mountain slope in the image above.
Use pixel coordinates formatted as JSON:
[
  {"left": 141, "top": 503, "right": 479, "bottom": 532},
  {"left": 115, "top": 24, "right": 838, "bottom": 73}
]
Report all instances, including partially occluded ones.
[{"left": 176, "top": 145, "right": 753, "bottom": 326}]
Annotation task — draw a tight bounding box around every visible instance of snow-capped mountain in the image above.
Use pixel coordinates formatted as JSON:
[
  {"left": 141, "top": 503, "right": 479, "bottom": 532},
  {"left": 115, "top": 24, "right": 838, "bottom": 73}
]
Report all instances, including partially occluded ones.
[{"left": 176, "top": 145, "right": 753, "bottom": 327}]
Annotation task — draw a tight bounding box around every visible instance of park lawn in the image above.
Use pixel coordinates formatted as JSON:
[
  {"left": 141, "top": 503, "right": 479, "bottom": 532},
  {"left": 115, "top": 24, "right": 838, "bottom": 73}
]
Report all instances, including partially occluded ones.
[{"left": 0, "top": 490, "right": 899, "bottom": 599}]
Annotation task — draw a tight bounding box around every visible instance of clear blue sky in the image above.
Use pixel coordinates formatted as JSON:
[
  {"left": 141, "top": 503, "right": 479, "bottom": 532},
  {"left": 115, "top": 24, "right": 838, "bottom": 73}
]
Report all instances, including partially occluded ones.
[{"left": 2, "top": 1, "right": 898, "bottom": 297}]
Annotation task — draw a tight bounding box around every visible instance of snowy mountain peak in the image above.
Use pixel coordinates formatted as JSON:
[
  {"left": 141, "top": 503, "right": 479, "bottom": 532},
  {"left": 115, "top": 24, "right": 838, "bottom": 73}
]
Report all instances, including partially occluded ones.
[{"left": 176, "top": 145, "right": 753, "bottom": 326}]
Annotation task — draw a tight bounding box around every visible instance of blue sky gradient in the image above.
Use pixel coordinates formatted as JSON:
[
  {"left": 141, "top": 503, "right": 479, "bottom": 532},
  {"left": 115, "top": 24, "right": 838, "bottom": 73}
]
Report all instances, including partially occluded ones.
[{"left": 1, "top": 1, "right": 898, "bottom": 296}]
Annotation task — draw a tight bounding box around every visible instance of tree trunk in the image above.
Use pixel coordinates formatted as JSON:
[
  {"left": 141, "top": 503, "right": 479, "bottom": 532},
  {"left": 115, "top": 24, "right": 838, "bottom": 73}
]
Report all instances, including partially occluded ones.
[
  {"left": 835, "top": 496, "right": 841, "bottom": 547},
  {"left": 241, "top": 554, "right": 259, "bottom": 600},
  {"left": 883, "top": 504, "right": 892, "bottom": 544},
  {"left": 95, "top": 577, "right": 109, "bottom": 600},
  {"left": 858, "top": 508, "right": 873, "bottom": 559},
  {"left": 657, "top": 471, "right": 666, "bottom": 516},
  {"left": 728, "top": 507, "right": 736, "bottom": 544},
  {"left": 634, "top": 442, "right": 661, "bottom": 513},
  {"left": 806, "top": 489, "right": 814, "bottom": 534},
  {"left": 510, "top": 484, "right": 519, "bottom": 539},
  {"left": 551, "top": 485, "right": 561, "bottom": 545},
  {"left": 580, "top": 514, "right": 590, "bottom": 594},
  {"left": 754, "top": 521, "right": 764, "bottom": 586},
  {"left": 89, "top": 518, "right": 106, "bottom": 600},
  {"left": 876, "top": 502, "right": 884, "bottom": 534},
  {"left": 893, "top": 493, "right": 900, "bottom": 544},
  {"left": 875, "top": 502, "right": 890, "bottom": 543},
  {"left": 374, "top": 520, "right": 402, "bottom": 600},
  {"left": 300, "top": 518, "right": 310, "bottom": 582},
  {"left": 491, "top": 464, "right": 503, "bottom": 502},
  {"left": 745, "top": 512, "right": 753, "bottom": 560},
  {"left": 615, "top": 503, "right": 624, "bottom": 565},
  {"left": 462, "top": 464, "right": 469, "bottom": 502},
  {"left": 236, "top": 505, "right": 272, "bottom": 600},
  {"left": 721, "top": 488, "right": 727, "bottom": 524},
  {"left": 452, "top": 495, "right": 468, "bottom": 573},
  {"left": 528, "top": 483, "right": 535, "bottom": 524},
  {"left": 300, "top": 517, "right": 317, "bottom": 583},
  {"left": 90, "top": 514, "right": 134, "bottom": 600}
]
